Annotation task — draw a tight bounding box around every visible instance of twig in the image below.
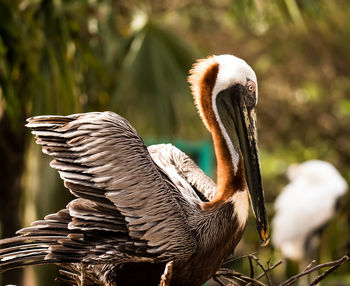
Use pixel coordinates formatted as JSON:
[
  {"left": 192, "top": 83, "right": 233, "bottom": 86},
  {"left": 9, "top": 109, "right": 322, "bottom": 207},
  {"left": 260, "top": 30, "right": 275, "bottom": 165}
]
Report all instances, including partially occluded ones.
[
  {"left": 215, "top": 268, "right": 266, "bottom": 286},
  {"left": 245, "top": 260, "right": 282, "bottom": 286},
  {"left": 222, "top": 252, "right": 258, "bottom": 266},
  {"left": 278, "top": 255, "right": 350, "bottom": 286},
  {"left": 215, "top": 253, "right": 349, "bottom": 286},
  {"left": 216, "top": 253, "right": 283, "bottom": 286},
  {"left": 304, "top": 260, "right": 316, "bottom": 271},
  {"left": 212, "top": 275, "right": 227, "bottom": 286},
  {"left": 254, "top": 260, "right": 282, "bottom": 281},
  {"left": 248, "top": 254, "right": 255, "bottom": 278},
  {"left": 229, "top": 274, "right": 251, "bottom": 284},
  {"left": 249, "top": 254, "right": 273, "bottom": 286},
  {"left": 309, "top": 255, "right": 350, "bottom": 286}
]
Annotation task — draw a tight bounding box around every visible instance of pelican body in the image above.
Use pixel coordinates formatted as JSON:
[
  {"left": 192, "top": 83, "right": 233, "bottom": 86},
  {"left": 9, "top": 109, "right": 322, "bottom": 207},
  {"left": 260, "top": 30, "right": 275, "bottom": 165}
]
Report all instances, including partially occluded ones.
[{"left": 0, "top": 55, "right": 269, "bottom": 286}]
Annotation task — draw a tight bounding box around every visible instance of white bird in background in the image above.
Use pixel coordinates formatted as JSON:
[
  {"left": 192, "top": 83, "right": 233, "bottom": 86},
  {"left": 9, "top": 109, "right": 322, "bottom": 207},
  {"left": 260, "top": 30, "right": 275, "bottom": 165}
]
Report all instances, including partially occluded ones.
[{"left": 272, "top": 160, "right": 348, "bottom": 262}]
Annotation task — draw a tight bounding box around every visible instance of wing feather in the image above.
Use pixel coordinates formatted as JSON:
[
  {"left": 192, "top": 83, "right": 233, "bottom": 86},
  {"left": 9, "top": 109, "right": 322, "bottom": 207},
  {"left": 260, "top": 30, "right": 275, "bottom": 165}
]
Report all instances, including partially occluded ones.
[
  {"left": 25, "top": 111, "right": 197, "bottom": 261},
  {"left": 148, "top": 144, "right": 216, "bottom": 201},
  {"left": 1, "top": 111, "right": 211, "bottom": 274}
]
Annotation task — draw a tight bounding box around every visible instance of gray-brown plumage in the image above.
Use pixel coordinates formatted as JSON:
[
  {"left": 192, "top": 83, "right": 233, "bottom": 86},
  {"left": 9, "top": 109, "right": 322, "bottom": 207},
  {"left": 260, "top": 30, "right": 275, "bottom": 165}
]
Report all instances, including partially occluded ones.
[{"left": 0, "top": 55, "right": 269, "bottom": 286}]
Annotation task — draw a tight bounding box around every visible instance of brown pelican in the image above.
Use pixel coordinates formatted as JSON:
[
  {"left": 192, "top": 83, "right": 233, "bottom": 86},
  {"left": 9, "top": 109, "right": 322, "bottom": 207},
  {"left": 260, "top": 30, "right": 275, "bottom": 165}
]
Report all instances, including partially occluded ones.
[{"left": 0, "top": 54, "right": 269, "bottom": 286}]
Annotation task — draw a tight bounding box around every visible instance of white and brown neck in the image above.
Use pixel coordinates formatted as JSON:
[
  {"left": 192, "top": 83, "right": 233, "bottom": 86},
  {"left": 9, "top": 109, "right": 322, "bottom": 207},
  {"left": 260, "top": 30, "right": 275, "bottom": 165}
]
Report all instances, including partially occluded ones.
[{"left": 188, "top": 55, "right": 249, "bottom": 225}]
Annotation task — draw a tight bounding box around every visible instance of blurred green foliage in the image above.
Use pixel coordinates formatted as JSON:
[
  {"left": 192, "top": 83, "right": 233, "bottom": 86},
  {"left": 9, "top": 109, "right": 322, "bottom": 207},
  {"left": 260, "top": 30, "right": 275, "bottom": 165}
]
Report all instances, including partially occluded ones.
[{"left": 0, "top": 0, "right": 349, "bottom": 285}]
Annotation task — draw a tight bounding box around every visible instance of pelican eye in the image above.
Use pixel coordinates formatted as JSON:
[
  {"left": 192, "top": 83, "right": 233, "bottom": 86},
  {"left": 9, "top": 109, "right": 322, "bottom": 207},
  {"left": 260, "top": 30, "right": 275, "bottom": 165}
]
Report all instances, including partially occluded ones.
[
  {"left": 246, "top": 81, "right": 256, "bottom": 94},
  {"left": 244, "top": 80, "right": 257, "bottom": 108}
]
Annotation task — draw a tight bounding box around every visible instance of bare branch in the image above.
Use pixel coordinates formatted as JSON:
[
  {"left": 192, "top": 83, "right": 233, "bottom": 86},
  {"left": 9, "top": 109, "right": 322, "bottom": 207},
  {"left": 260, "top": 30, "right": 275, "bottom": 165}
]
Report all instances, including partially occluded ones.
[
  {"left": 222, "top": 252, "right": 258, "bottom": 266},
  {"left": 248, "top": 255, "right": 273, "bottom": 286},
  {"left": 246, "top": 260, "right": 282, "bottom": 286},
  {"left": 215, "top": 253, "right": 349, "bottom": 286},
  {"left": 304, "top": 260, "right": 316, "bottom": 272},
  {"left": 215, "top": 268, "right": 267, "bottom": 286},
  {"left": 248, "top": 255, "right": 255, "bottom": 278},
  {"left": 212, "top": 275, "right": 227, "bottom": 286},
  {"left": 278, "top": 255, "right": 350, "bottom": 286},
  {"left": 309, "top": 255, "right": 350, "bottom": 286},
  {"left": 254, "top": 260, "right": 282, "bottom": 281}
]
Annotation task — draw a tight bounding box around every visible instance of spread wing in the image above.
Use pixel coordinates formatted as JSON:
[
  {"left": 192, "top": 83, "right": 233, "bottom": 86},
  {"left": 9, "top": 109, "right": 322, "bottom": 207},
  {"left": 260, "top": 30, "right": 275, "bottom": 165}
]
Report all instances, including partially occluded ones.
[
  {"left": 1, "top": 112, "right": 200, "bottom": 271},
  {"left": 148, "top": 144, "right": 216, "bottom": 201}
]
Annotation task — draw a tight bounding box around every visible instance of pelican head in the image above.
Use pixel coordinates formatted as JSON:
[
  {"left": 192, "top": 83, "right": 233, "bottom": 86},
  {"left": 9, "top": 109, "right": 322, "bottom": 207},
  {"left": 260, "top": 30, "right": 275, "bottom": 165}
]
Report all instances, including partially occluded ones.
[{"left": 189, "top": 54, "right": 269, "bottom": 246}]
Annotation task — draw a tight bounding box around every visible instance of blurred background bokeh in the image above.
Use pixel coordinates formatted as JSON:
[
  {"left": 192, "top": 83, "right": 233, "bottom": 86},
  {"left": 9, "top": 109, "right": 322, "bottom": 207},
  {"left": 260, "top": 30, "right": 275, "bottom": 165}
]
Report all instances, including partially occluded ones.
[{"left": 0, "top": 0, "right": 349, "bottom": 285}]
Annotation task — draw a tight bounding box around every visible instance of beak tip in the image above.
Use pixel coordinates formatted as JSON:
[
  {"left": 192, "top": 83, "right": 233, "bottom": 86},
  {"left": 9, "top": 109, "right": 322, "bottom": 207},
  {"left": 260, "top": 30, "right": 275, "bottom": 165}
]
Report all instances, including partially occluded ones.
[
  {"left": 259, "top": 228, "right": 270, "bottom": 247},
  {"left": 260, "top": 237, "right": 270, "bottom": 247}
]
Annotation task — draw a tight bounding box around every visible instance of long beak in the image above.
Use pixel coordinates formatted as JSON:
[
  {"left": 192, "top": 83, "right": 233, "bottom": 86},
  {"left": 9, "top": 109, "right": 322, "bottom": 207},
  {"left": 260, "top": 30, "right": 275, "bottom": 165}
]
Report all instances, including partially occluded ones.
[{"left": 216, "top": 85, "right": 269, "bottom": 246}]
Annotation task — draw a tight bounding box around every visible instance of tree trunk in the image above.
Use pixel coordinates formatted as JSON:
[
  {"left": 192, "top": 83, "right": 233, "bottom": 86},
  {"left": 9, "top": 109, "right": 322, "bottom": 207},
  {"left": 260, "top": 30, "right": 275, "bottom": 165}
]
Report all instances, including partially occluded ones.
[{"left": 0, "top": 113, "right": 27, "bottom": 285}]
